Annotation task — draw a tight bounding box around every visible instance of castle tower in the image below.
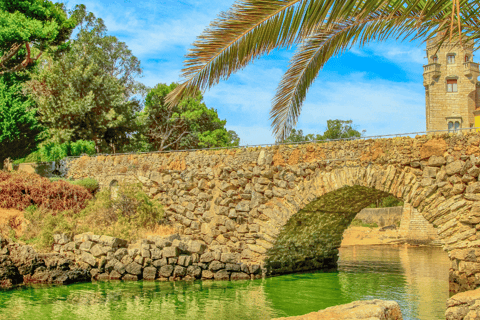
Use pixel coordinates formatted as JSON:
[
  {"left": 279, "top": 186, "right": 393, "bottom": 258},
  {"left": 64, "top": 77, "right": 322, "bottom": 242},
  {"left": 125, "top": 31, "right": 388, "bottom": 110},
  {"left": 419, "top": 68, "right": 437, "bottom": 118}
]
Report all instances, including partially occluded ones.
[{"left": 423, "top": 36, "right": 480, "bottom": 132}]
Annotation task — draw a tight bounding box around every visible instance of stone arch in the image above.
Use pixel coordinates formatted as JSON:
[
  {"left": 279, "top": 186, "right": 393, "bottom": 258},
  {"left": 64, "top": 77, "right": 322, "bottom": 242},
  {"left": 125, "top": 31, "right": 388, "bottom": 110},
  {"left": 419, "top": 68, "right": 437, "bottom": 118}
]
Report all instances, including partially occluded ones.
[{"left": 259, "top": 163, "right": 478, "bottom": 293}]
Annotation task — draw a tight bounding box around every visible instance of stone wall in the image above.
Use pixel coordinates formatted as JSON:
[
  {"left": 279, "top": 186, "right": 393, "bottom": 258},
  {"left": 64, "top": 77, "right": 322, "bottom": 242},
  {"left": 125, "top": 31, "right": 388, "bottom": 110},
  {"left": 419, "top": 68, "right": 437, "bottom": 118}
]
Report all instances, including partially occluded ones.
[
  {"left": 399, "top": 203, "right": 442, "bottom": 246},
  {"left": 54, "top": 232, "right": 261, "bottom": 282},
  {"left": 29, "top": 132, "right": 480, "bottom": 293},
  {"left": 355, "top": 206, "right": 403, "bottom": 227}
]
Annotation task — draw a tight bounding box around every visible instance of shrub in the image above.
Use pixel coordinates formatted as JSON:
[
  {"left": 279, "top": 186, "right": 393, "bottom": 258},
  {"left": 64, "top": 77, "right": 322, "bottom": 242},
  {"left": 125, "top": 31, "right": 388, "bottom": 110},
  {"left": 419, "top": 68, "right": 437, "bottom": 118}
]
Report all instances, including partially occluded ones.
[
  {"left": 0, "top": 171, "right": 92, "bottom": 213},
  {"left": 79, "top": 182, "right": 163, "bottom": 240},
  {"left": 48, "top": 177, "right": 99, "bottom": 195},
  {"left": 12, "top": 140, "right": 96, "bottom": 163}
]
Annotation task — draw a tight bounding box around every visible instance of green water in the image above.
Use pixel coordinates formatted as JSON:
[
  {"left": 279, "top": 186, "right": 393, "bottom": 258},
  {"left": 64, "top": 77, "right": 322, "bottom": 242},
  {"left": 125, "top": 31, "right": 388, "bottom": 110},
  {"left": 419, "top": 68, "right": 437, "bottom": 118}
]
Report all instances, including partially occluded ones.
[{"left": 0, "top": 245, "right": 450, "bottom": 320}]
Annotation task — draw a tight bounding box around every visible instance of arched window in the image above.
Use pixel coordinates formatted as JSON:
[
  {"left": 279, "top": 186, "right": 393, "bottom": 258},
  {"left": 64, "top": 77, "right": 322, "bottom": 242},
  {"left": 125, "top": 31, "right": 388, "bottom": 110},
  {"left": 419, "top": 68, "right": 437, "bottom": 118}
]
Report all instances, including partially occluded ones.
[
  {"left": 432, "top": 55, "right": 438, "bottom": 63},
  {"left": 465, "top": 55, "right": 470, "bottom": 62},
  {"left": 455, "top": 121, "right": 461, "bottom": 131},
  {"left": 447, "top": 54, "right": 456, "bottom": 64},
  {"left": 448, "top": 122, "right": 454, "bottom": 132}
]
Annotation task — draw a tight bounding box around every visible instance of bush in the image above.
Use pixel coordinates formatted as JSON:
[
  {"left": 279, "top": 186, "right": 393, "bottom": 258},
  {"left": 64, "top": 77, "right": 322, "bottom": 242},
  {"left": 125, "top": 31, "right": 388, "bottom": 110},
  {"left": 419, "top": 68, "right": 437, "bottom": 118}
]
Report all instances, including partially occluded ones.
[
  {"left": 0, "top": 171, "right": 92, "bottom": 213},
  {"left": 78, "top": 182, "right": 163, "bottom": 240},
  {"left": 13, "top": 140, "right": 96, "bottom": 163},
  {"left": 48, "top": 177, "right": 99, "bottom": 195}
]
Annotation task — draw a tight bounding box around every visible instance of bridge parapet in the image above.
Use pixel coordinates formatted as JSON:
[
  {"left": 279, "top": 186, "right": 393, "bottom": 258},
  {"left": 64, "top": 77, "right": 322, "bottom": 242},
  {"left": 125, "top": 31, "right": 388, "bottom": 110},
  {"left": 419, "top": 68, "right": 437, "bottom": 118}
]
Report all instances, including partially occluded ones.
[{"left": 62, "top": 131, "right": 480, "bottom": 293}]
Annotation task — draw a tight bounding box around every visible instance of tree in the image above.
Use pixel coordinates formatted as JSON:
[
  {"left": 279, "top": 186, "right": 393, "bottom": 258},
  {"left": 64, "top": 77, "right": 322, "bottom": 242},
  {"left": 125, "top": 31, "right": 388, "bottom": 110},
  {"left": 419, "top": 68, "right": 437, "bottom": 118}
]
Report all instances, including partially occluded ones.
[
  {"left": 0, "top": 72, "right": 44, "bottom": 169},
  {"left": 165, "top": 0, "right": 479, "bottom": 141},
  {"left": 25, "top": 5, "right": 143, "bottom": 153},
  {"left": 283, "top": 119, "right": 361, "bottom": 143},
  {"left": 140, "top": 83, "right": 239, "bottom": 151},
  {"left": 0, "top": 0, "right": 76, "bottom": 74}
]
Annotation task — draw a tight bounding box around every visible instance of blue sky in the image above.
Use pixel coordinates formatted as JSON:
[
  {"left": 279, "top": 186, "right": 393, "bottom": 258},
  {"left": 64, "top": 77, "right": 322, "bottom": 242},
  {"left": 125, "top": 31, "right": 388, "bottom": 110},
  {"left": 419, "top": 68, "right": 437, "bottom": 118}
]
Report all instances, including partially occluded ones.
[{"left": 64, "top": 0, "right": 429, "bottom": 145}]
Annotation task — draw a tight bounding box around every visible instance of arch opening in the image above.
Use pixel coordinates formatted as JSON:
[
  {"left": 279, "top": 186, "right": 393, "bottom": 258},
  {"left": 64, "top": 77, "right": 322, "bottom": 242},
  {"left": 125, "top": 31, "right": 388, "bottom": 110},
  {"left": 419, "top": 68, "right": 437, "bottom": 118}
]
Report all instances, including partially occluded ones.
[{"left": 264, "top": 185, "right": 394, "bottom": 276}]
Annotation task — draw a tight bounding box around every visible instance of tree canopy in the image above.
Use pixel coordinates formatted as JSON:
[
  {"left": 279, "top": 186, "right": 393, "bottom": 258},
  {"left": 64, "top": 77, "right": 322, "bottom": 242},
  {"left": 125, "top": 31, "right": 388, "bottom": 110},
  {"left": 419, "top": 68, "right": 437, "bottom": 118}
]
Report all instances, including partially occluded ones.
[
  {"left": 0, "top": 72, "right": 44, "bottom": 168},
  {"left": 140, "top": 83, "right": 239, "bottom": 151},
  {"left": 283, "top": 119, "right": 361, "bottom": 143},
  {"left": 166, "top": 0, "right": 480, "bottom": 141},
  {"left": 25, "top": 5, "right": 143, "bottom": 153},
  {"left": 0, "top": 0, "right": 76, "bottom": 74}
]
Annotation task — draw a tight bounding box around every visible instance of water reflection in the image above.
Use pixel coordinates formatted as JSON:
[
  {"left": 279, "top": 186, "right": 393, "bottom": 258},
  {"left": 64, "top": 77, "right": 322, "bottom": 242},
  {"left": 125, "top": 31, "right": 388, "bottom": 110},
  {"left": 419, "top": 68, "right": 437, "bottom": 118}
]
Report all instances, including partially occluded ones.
[{"left": 0, "top": 246, "right": 450, "bottom": 320}]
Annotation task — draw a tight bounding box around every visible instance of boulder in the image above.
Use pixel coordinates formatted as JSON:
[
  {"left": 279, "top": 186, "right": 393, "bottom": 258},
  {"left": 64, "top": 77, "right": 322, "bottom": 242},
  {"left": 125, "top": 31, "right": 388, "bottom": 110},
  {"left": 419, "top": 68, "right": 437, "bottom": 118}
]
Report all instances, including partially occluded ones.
[{"left": 272, "top": 299, "right": 402, "bottom": 320}]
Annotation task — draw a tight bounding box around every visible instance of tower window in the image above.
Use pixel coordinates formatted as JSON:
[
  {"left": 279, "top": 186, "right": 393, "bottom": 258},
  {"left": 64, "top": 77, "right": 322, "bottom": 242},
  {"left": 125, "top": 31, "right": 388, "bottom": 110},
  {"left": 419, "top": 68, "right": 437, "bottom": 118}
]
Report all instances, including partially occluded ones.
[
  {"left": 465, "top": 55, "right": 470, "bottom": 62},
  {"left": 432, "top": 55, "right": 438, "bottom": 63},
  {"left": 448, "top": 121, "right": 461, "bottom": 132},
  {"left": 448, "top": 122, "right": 453, "bottom": 132},
  {"left": 447, "top": 79, "right": 458, "bottom": 92},
  {"left": 447, "top": 54, "right": 456, "bottom": 64}
]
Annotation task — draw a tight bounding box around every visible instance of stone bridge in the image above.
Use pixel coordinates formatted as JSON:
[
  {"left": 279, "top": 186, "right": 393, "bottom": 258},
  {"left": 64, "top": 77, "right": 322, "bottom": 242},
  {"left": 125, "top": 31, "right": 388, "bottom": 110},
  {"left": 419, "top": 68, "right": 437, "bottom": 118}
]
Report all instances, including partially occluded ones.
[{"left": 63, "top": 132, "right": 480, "bottom": 293}]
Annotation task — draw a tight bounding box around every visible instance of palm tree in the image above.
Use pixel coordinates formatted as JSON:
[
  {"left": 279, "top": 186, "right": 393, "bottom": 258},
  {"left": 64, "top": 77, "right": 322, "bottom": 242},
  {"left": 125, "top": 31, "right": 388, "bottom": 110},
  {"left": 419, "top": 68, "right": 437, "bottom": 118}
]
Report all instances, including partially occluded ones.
[{"left": 166, "top": 0, "right": 480, "bottom": 141}]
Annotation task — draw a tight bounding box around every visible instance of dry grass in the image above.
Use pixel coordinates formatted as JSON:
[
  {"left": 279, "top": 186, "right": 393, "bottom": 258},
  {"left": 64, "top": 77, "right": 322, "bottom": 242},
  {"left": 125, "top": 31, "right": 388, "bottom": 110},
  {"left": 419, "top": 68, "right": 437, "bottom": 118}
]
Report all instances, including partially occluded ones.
[
  {"left": 141, "top": 224, "right": 176, "bottom": 239},
  {"left": 0, "top": 207, "right": 27, "bottom": 238}
]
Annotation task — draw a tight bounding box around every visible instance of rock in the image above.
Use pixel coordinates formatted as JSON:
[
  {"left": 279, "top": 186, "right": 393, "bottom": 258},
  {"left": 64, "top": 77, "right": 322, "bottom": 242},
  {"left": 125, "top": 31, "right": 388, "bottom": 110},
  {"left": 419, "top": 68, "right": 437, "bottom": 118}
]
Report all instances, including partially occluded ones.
[
  {"left": 209, "top": 261, "right": 225, "bottom": 272},
  {"left": 143, "top": 267, "right": 157, "bottom": 280},
  {"left": 90, "top": 245, "right": 104, "bottom": 257},
  {"left": 225, "top": 263, "right": 241, "bottom": 272},
  {"left": 466, "top": 182, "right": 480, "bottom": 194},
  {"left": 173, "top": 266, "right": 186, "bottom": 278},
  {"left": 99, "top": 235, "right": 127, "bottom": 248},
  {"left": 79, "top": 241, "right": 94, "bottom": 252},
  {"left": 186, "top": 265, "right": 202, "bottom": 278},
  {"left": 109, "top": 270, "right": 122, "bottom": 280},
  {"left": 446, "top": 288, "right": 480, "bottom": 320},
  {"left": 114, "top": 261, "right": 126, "bottom": 274},
  {"left": 230, "top": 272, "right": 250, "bottom": 280},
  {"left": 114, "top": 248, "right": 128, "bottom": 261},
  {"left": 153, "top": 258, "right": 168, "bottom": 268},
  {"left": 150, "top": 248, "right": 162, "bottom": 260},
  {"left": 272, "top": 299, "right": 403, "bottom": 320},
  {"left": 220, "top": 253, "right": 237, "bottom": 263},
  {"left": 159, "top": 265, "right": 174, "bottom": 278},
  {"left": 200, "top": 252, "right": 215, "bottom": 263},
  {"left": 53, "top": 234, "right": 71, "bottom": 245},
  {"left": 122, "top": 274, "right": 138, "bottom": 281},
  {"left": 125, "top": 262, "right": 142, "bottom": 275},
  {"left": 428, "top": 155, "right": 446, "bottom": 167},
  {"left": 163, "top": 246, "right": 180, "bottom": 258},
  {"left": 188, "top": 241, "right": 207, "bottom": 254},
  {"left": 420, "top": 139, "right": 447, "bottom": 159},
  {"left": 214, "top": 270, "right": 230, "bottom": 281},
  {"left": 446, "top": 161, "right": 465, "bottom": 175},
  {"left": 178, "top": 255, "right": 192, "bottom": 267},
  {"left": 202, "top": 269, "right": 214, "bottom": 279},
  {"left": 81, "top": 251, "right": 96, "bottom": 267},
  {"left": 235, "top": 201, "right": 250, "bottom": 212}
]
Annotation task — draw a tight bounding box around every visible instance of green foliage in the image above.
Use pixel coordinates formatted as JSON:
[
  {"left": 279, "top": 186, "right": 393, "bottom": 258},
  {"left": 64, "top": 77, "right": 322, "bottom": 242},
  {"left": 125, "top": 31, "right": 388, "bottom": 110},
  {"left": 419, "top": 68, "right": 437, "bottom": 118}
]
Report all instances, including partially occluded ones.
[
  {"left": 25, "top": 5, "right": 142, "bottom": 153},
  {"left": 13, "top": 140, "right": 95, "bottom": 163},
  {"left": 0, "top": 72, "right": 45, "bottom": 168},
  {"left": 48, "top": 177, "right": 99, "bottom": 195},
  {"left": 0, "top": 0, "right": 76, "bottom": 74},
  {"left": 283, "top": 119, "right": 362, "bottom": 143},
  {"left": 349, "top": 218, "right": 378, "bottom": 228},
  {"left": 367, "top": 195, "right": 404, "bottom": 208},
  {"left": 79, "top": 182, "right": 163, "bottom": 240},
  {"left": 21, "top": 182, "right": 164, "bottom": 249},
  {"left": 138, "top": 83, "right": 239, "bottom": 151}
]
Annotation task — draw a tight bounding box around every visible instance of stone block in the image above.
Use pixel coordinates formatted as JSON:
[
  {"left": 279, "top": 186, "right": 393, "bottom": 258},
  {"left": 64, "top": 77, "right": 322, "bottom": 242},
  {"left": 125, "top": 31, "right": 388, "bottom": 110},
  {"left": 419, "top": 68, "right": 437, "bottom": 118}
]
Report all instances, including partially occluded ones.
[
  {"left": 201, "top": 270, "right": 214, "bottom": 279},
  {"left": 159, "top": 265, "right": 174, "bottom": 278},
  {"left": 178, "top": 255, "right": 192, "bottom": 267},
  {"left": 122, "top": 274, "right": 138, "bottom": 281},
  {"left": 109, "top": 270, "right": 122, "bottom": 280},
  {"left": 230, "top": 272, "right": 250, "bottom": 281},
  {"left": 209, "top": 261, "right": 225, "bottom": 272},
  {"left": 90, "top": 244, "right": 104, "bottom": 257},
  {"left": 187, "top": 265, "right": 202, "bottom": 278},
  {"left": 220, "top": 253, "right": 237, "bottom": 264},
  {"left": 125, "top": 262, "right": 143, "bottom": 275},
  {"left": 81, "top": 251, "right": 96, "bottom": 267},
  {"left": 114, "top": 248, "right": 128, "bottom": 261},
  {"left": 53, "top": 234, "right": 71, "bottom": 245},
  {"left": 163, "top": 246, "right": 180, "bottom": 258},
  {"left": 114, "top": 261, "right": 126, "bottom": 274},
  {"left": 79, "top": 241, "right": 94, "bottom": 252},
  {"left": 173, "top": 266, "right": 186, "bottom": 278},
  {"left": 214, "top": 270, "right": 230, "bottom": 281},
  {"left": 200, "top": 252, "right": 215, "bottom": 263},
  {"left": 225, "top": 264, "right": 241, "bottom": 272},
  {"left": 150, "top": 248, "right": 162, "bottom": 260},
  {"left": 143, "top": 267, "right": 157, "bottom": 280},
  {"left": 153, "top": 258, "right": 168, "bottom": 268}
]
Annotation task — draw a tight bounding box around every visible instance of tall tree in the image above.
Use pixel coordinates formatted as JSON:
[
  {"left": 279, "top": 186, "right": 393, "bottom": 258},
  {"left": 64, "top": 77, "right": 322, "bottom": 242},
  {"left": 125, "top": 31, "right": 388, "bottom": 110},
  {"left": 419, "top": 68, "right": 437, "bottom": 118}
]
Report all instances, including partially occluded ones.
[
  {"left": 0, "top": 0, "right": 75, "bottom": 74},
  {"left": 140, "top": 83, "right": 239, "bottom": 151},
  {"left": 165, "top": 0, "right": 480, "bottom": 141},
  {"left": 25, "top": 5, "right": 143, "bottom": 153},
  {"left": 0, "top": 72, "right": 44, "bottom": 168}
]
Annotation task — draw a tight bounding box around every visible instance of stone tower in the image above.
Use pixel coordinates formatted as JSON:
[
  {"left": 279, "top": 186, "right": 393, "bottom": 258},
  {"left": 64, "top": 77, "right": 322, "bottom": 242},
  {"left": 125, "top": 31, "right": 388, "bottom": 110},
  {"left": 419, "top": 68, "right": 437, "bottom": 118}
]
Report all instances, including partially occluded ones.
[{"left": 423, "top": 36, "right": 480, "bottom": 132}]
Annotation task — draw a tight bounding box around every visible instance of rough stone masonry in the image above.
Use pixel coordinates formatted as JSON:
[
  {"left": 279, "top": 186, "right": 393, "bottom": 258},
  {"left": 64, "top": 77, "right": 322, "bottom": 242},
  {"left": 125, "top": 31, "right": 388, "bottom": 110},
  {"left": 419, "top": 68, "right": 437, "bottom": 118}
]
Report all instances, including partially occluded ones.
[{"left": 61, "top": 131, "right": 480, "bottom": 294}]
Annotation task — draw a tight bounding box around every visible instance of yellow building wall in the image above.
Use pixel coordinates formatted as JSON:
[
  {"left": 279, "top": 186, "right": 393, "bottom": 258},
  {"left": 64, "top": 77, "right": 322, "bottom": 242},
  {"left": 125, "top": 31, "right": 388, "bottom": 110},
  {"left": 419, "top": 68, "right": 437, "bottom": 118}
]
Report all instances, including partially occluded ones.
[{"left": 475, "top": 115, "right": 480, "bottom": 131}]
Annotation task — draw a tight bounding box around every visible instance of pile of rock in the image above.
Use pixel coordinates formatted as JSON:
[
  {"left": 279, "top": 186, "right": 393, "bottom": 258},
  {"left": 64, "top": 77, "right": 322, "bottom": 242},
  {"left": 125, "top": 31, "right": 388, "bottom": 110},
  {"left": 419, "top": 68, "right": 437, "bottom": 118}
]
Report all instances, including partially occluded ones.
[
  {"left": 53, "top": 233, "right": 263, "bottom": 282},
  {"left": 0, "top": 236, "right": 89, "bottom": 289}
]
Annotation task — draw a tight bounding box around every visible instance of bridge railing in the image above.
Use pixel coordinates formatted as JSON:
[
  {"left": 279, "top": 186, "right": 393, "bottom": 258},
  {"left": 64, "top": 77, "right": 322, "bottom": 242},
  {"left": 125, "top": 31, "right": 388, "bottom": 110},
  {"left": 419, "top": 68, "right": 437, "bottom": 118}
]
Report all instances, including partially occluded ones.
[{"left": 62, "top": 126, "right": 480, "bottom": 159}]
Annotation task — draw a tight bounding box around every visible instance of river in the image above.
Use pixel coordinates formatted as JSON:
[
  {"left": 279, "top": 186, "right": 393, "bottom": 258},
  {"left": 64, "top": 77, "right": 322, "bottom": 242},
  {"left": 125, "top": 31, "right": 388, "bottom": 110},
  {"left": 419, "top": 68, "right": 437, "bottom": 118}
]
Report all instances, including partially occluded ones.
[{"left": 0, "top": 245, "right": 450, "bottom": 320}]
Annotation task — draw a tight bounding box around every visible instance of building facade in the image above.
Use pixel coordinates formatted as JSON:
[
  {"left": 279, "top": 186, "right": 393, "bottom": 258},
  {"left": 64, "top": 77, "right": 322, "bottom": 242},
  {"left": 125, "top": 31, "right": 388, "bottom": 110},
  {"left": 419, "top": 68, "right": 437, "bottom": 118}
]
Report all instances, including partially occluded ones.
[{"left": 423, "top": 37, "right": 480, "bottom": 132}]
